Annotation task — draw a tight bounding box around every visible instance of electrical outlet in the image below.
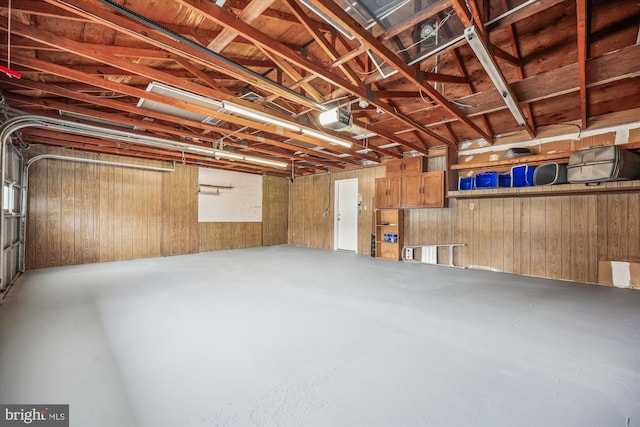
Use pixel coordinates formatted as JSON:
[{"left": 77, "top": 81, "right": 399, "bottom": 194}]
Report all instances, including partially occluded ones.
[{"left": 469, "top": 202, "right": 474, "bottom": 210}]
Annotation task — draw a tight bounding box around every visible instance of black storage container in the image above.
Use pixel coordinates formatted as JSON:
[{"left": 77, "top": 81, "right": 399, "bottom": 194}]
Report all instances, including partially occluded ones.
[
  {"left": 534, "top": 162, "right": 568, "bottom": 185},
  {"left": 567, "top": 146, "right": 640, "bottom": 183}
]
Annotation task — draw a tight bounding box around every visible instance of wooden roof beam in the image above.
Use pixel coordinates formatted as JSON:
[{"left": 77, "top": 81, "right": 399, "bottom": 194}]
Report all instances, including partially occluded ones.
[
  {"left": 500, "top": 0, "right": 537, "bottom": 132},
  {"left": 398, "top": 43, "right": 640, "bottom": 128},
  {"left": 299, "top": 0, "right": 490, "bottom": 144},
  {"left": 5, "top": 93, "right": 332, "bottom": 171},
  {"left": 175, "top": 0, "right": 456, "bottom": 151},
  {"left": 173, "top": 57, "right": 234, "bottom": 95},
  {"left": 207, "top": 0, "right": 275, "bottom": 53},
  {"left": 2, "top": 51, "right": 370, "bottom": 164},
  {"left": 283, "top": 0, "right": 363, "bottom": 88},
  {"left": 41, "top": 0, "right": 317, "bottom": 111},
  {"left": 486, "top": 0, "right": 569, "bottom": 31},
  {"left": 3, "top": 78, "right": 349, "bottom": 170},
  {"left": 2, "top": 19, "right": 369, "bottom": 162},
  {"left": 1, "top": 0, "right": 311, "bottom": 50},
  {"left": 450, "top": 48, "right": 494, "bottom": 138},
  {"left": 381, "top": 1, "right": 452, "bottom": 41},
  {"left": 576, "top": 0, "right": 589, "bottom": 129}
]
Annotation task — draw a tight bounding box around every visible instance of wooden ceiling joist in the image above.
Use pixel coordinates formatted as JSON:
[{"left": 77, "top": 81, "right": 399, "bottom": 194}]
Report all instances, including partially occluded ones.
[
  {"left": 1, "top": 20, "right": 379, "bottom": 164},
  {"left": 1, "top": 0, "right": 637, "bottom": 175},
  {"left": 402, "top": 43, "right": 640, "bottom": 129},
  {"left": 576, "top": 0, "right": 589, "bottom": 129},
  {"left": 3, "top": 79, "right": 347, "bottom": 170},
  {"left": 174, "top": 0, "right": 458, "bottom": 150},
  {"left": 41, "top": 0, "right": 321, "bottom": 111},
  {"left": 298, "top": 0, "right": 491, "bottom": 144},
  {"left": 6, "top": 94, "right": 333, "bottom": 173}
]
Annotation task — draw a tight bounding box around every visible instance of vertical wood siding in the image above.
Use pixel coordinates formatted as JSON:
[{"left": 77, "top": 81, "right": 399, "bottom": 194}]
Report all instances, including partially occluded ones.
[
  {"left": 288, "top": 164, "right": 640, "bottom": 285},
  {"left": 25, "top": 146, "right": 198, "bottom": 269},
  {"left": 288, "top": 166, "right": 386, "bottom": 255},
  {"left": 262, "top": 175, "right": 289, "bottom": 246},
  {"left": 198, "top": 222, "right": 262, "bottom": 251}
]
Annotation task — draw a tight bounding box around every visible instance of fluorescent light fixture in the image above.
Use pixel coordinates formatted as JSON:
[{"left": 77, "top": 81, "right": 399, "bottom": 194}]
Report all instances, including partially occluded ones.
[
  {"left": 302, "top": 129, "right": 353, "bottom": 148},
  {"left": 222, "top": 101, "right": 301, "bottom": 132},
  {"left": 138, "top": 82, "right": 223, "bottom": 123},
  {"left": 299, "top": 0, "right": 355, "bottom": 40},
  {"left": 464, "top": 26, "right": 528, "bottom": 127},
  {"left": 379, "top": 142, "right": 401, "bottom": 149},
  {"left": 222, "top": 101, "right": 353, "bottom": 149},
  {"left": 318, "top": 107, "right": 352, "bottom": 131},
  {"left": 215, "top": 151, "right": 244, "bottom": 161},
  {"left": 244, "top": 156, "right": 288, "bottom": 168},
  {"left": 183, "top": 142, "right": 286, "bottom": 168},
  {"left": 311, "top": 146, "right": 352, "bottom": 158}
]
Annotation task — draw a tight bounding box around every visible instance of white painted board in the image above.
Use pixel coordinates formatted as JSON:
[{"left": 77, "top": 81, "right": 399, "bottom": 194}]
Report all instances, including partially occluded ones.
[{"left": 198, "top": 168, "right": 262, "bottom": 222}]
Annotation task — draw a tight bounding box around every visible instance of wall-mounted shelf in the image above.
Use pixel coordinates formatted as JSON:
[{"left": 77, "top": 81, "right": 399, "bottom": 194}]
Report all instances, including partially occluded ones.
[
  {"left": 375, "top": 209, "right": 404, "bottom": 261},
  {"left": 199, "top": 184, "right": 233, "bottom": 189},
  {"left": 448, "top": 180, "right": 640, "bottom": 199},
  {"left": 198, "top": 183, "right": 233, "bottom": 195},
  {"left": 452, "top": 152, "right": 571, "bottom": 172}
]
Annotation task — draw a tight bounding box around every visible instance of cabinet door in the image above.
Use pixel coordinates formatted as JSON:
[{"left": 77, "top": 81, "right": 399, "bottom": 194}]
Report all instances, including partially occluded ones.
[
  {"left": 402, "top": 156, "right": 428, "bottom": 175},
  {"left": 387, "top": 177, "right": 402, "bottom": 208},
  {"left": 375, "top": 178, "right": 389, "bottom": 208},
  {"left": 423, "top": 171, "right": 445, "bottom": 208},
  {"left": 402, "top": 174, "right": 424, "bottom": 208},
  {"left": 385, "top": 159, "right": 404, "bottom": 176}
]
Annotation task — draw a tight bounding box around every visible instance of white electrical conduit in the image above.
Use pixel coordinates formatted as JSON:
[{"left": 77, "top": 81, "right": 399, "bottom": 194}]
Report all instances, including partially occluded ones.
[{"left": 0, "top": 115, "right": 287, "bottom": 168}]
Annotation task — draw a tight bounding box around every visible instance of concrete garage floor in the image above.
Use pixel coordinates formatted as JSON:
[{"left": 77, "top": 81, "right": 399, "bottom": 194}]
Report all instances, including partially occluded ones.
[{"left": 0, "top": 245, "right": 639, "bottom": 427}]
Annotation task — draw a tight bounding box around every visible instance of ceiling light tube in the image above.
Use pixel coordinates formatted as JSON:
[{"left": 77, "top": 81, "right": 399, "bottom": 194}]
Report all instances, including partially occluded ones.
[
  {"left": 215, "top": 151, "right": 244, "bottom": 161},
  {"left": 222, "top": 101, "right": 301, "bottom": 132},
  {"left": 301, "top": 129, "right": 353, "bottom": 148},
  {"left": 464, "top": 26, "right": 528, "bottom": 127},
  {"left": 243, "top": 156, "right": 288, "bottom": 168}
]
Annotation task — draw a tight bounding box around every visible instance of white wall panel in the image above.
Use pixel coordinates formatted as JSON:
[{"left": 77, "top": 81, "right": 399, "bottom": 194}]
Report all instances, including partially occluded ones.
[{"left": 198, "top": 168, "right": 262, "bottom": 222}]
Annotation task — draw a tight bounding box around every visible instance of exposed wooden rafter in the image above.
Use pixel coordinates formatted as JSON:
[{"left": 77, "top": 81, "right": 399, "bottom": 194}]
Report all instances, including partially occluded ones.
[
  {"left": 576, "top": 0, "right": 589, "bottom": 129},
  {"left": 0, "top": 0, "right": 637, "bottom": 176},
  {"left": 298, "top": 0, "right": 490, "bottom": 144},
  {"left": 173, "top": 0, "right": 460, "bottom": 150}
]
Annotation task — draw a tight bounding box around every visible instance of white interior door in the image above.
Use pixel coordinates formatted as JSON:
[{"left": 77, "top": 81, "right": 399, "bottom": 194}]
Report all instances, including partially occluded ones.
[{"left": 335, "top": 179, "right": 358, "bottom": 252}]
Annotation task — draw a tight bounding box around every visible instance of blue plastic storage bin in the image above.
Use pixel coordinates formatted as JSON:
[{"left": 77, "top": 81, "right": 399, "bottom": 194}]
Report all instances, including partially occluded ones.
[
  {"left": 511, "top": 165, "right": 536, "bottom": 187},
  {"left": 498, "top": 173, "right": 511, "bottom": 187},
  {"left": 458, "top": 176, "right": 474, "bottom": 191},
  {"left": 475, "top": 171, "right": 498, "bottom": 188}
]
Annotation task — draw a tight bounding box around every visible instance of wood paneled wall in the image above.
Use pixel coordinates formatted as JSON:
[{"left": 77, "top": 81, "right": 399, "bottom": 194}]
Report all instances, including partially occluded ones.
[
  {"left": 404, "top": 191, "right": 640, "bottom": 284},
  {"left": 198, "top": 222, "right": 262, "bottom": 251},
  {"left": 262, "top": 175, "right": 288, "bottom": 246},
  {"left": 288, "top": 166, "right": 385, "bottom": 255},
  {"left": 25, "top": 145, "right": 198, "bottom": 269},
  {"left": 287, "top": 157, "right": 640, "bottom": 285}
]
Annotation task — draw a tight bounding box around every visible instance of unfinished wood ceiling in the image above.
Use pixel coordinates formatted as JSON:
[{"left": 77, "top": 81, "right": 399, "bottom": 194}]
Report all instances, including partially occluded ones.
[{"left": 1, "top": 0, "right": 638, "bottom": 176}]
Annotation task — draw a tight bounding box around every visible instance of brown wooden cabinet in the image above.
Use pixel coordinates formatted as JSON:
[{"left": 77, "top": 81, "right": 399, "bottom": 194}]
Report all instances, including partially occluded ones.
[
  {"left": 375, "top": 209, "right": 404, "bottom": 260},
  {"left": 376, "top": 156, "right": 446, "bottom": 209},
  {"left": 423, "top": 171, "right": 446, "bottom": 207},
  {"left": 400, "top": 171, "right": 446, "bottom": 208},
  {"left": 375, "top": 177, "right": 401, "bottom": 208},
  {"left": 386, "top": 156, "right": 428, "bottom": 176}
]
